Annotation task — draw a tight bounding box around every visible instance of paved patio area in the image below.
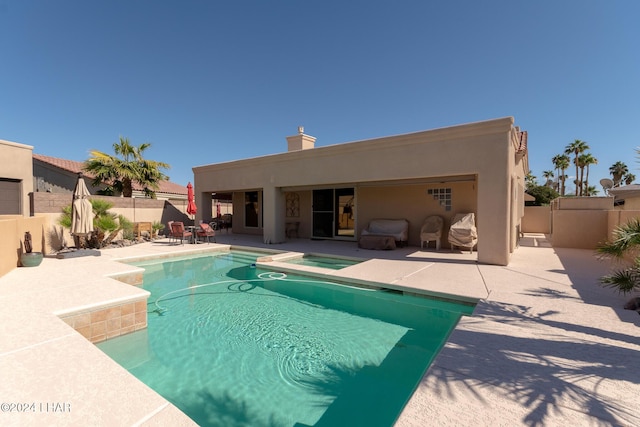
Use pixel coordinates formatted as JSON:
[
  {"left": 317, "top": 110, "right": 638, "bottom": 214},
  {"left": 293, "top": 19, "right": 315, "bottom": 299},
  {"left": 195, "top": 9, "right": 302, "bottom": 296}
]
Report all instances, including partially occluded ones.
[{"left": 0, "top": 233, "right": 638, "bottom": 426}]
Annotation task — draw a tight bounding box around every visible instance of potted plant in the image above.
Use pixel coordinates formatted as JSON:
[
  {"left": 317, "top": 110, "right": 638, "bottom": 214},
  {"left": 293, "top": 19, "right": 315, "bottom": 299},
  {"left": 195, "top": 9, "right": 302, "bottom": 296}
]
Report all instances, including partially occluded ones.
[
  {"left": 21, "top": 231, "right": 43, "bottom": 267},
  {"left": 152, "top": 221, "right": 165, "bottom": 238}
]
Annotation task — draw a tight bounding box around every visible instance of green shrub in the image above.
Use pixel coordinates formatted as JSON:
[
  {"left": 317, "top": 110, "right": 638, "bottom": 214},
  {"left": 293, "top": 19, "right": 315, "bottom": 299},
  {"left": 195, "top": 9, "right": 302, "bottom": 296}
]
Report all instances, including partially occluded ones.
[
  {"left": 597, "top": 218, "right": 640, "bottom": 294},
  {"left": 58, "top": 199, "right": 133, "bottom": 248}
]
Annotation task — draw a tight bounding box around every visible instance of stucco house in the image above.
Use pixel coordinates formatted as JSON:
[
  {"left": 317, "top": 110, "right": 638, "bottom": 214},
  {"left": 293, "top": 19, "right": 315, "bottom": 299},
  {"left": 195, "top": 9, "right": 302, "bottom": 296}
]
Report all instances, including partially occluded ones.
[
  {"left": 608, "top": 184, "right": 640, "bottom": 209},
  {"left": 193, "top": 117, "right": 529, "bottom": 266},
  {"left": 33, "top": 154, "right": 188, "bottom": 200},
  {"left": 0, "top": 139, "right": 33, "bottom": 215}
]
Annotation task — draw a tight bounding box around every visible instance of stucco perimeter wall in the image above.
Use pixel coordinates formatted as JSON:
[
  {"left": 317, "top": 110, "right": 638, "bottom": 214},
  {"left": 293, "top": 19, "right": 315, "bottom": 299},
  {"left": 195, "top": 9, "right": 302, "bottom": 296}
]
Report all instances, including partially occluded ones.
[
  {"left": 552, "top": 210, "right": 609, "bottom": 249},
  {"left": 620, "top": 198, "right": 640, "bottom": 210},
  {"left": 550, "top": 197, "right": 615, "bottom": 249},
  {"left": 554, "top": 197, "right": 613, "bottom": 210},
  {"left": 31, "top": 193, "right": 191, "bottom": 252},
  {"left": 0, "top": 215, "right": 46, "bottom": 278},
  {"left": 0, "top": 139, "right": 34, "bottom": 215},
  {"left": 522, "top": 206, "right": 551, "bottom": 233},
  {"left": 606, "top": 210, "right": 640, "bottom": 241},
  {"left": 525, "top": 199, "right": 640, "bottom": 249}
]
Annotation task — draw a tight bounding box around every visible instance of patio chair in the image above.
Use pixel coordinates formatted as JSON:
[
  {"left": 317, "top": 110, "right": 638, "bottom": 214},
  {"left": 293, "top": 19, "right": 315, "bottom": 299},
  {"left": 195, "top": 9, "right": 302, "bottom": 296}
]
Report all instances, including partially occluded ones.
[
  {"left": 420, "top": 215, "right": 444, "bottom": 250},
  {"left": 197, "top": 221, "right": 216, "bottom": 243},
  {"left": 448, "top": 213, "right": 478, "bottom": 253},
  {"left": 169, "top": 221, "right": 193, "bottom": 245}
]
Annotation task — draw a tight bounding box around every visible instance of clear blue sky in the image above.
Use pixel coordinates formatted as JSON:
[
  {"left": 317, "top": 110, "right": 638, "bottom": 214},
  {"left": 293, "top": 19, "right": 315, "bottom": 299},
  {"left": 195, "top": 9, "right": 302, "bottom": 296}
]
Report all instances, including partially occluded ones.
[{"left": 2, "top": 1, "right": 639, "bottom": 192}]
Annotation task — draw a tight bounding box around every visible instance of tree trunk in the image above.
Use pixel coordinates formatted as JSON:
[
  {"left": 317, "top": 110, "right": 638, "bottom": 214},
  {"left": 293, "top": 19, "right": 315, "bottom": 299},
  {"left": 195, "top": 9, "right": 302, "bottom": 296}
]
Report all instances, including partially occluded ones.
[{"left": 122, "top": 178, "right": 133, "bottom": 198}]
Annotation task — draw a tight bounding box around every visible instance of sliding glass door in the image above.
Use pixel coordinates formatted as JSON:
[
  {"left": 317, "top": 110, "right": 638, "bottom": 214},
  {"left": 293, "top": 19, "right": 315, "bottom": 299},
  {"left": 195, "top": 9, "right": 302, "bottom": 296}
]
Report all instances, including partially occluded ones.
[
  {"left": 312, "top": 188, "right": 355, "bottom": 239},
  {"left": 312, "top": 189, "right": 333, "bottom": 238},
  {"left": 336, "top": 188, "right": 355, "bottom": 238}
]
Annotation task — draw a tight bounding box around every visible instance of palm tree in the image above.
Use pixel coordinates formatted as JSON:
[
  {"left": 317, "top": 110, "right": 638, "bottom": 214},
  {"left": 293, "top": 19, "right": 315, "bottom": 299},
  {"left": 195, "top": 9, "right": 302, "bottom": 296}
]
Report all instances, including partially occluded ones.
[
  {"left": 84, "top": 137, "right": 170, "bottom": 198},
  {"left": 552, "top": 154, "right": 570, "bottom": 196},
  {"left": 585, "top": 185, "right": 599, "bottom": 196},
  {"left": 525, "top": 172, "right": 537, "bottom": 190},
  {"left": 597, "top": 218, "right": 640, "bottom": 294},
  {"left": 609, "top": 161, "right": 628, "bottom": 187},
  {"left": 580, "top": 153, "right": 597, "bottom": 196},
  {"left": 576, "top": 155, "right": 587, "bottom": 196},
  {"left": 624, "top": 173, "right": 636, "bottom": 186},
  {"left": 542, "top": 170, "right": 554, "bottom": 188},
  {"left": 565, "top": 139, "right": 590, "bottom": 195},
  {"left": 551, "top": 155, "right": 561, "bottom": 191},
  {"left": 58, "top": 199, "right": 133, "bottom": 248}
]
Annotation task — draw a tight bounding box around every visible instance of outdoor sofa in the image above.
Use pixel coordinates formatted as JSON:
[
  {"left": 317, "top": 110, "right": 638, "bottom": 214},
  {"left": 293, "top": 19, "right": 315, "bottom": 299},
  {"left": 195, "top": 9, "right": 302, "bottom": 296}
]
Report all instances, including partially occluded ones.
[{"left": 359, "top": 219, "right": 409, "bottom": 249}]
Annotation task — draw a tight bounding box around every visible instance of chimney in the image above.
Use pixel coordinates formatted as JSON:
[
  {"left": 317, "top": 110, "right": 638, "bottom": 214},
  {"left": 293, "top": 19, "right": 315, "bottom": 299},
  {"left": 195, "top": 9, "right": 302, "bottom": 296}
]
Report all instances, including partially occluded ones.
[{"left": 286, "top": 126, "right": 316, "bottom": 151}]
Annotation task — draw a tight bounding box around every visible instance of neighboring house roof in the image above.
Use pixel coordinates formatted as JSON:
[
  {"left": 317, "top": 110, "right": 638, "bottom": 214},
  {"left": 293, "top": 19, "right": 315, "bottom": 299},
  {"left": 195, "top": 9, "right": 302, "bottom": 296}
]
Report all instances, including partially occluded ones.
[
  {"left": 33, "top": 153, "right": 188, "bottom": 196},
  {"left": 608, "top": 184, "right": 640, "bottom": 199},
  {"left": 517, "top": 130, "right": 527, "bottom": 154}
]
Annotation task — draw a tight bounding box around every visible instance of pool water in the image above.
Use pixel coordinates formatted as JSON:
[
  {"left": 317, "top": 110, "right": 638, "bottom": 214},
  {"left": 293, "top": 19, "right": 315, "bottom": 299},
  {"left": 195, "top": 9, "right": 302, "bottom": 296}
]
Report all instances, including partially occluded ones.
[
  {"left": 283, "top": 254, "right": 361, "bottom": 269},
  {"left": 98, "top": 251, "right": 473, "bottom": 427}
]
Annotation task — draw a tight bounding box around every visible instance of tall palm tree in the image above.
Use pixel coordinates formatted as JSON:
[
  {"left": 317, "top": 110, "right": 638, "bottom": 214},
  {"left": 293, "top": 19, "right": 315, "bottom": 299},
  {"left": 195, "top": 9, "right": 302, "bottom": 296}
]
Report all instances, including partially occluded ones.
[
  {"left": 575, "top": 154, "right": 587, "bottom": 196},
  {"left": 552, "top": 154, "right": 570, "bottom": 196},
  {"left": 542, "top": 170, "right": 554, "bottom": 188},
  {"left": 551, "top": 155, "right": 561, "bottom": 191},
  {"left": 84, "top": 137, "right": 170, "bottom": 198},
  {"left": 580, "top": 153, "right": 597, "bottom": 196},
  {"left": 565, "top": 139, "right": 590, "bottom": 195},
  {"left": 609, "top": 161, "right": 628, "bottom": 187},
  {"left": 624, "top": 173, "right": 636, "bottom": 185}
]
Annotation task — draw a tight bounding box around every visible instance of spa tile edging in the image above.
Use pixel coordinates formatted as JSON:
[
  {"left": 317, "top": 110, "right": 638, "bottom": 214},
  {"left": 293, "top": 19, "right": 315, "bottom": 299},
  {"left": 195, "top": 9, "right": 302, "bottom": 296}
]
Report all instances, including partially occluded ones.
[{"left": 59, "top": 298, "right": 148, "bottom": 343}]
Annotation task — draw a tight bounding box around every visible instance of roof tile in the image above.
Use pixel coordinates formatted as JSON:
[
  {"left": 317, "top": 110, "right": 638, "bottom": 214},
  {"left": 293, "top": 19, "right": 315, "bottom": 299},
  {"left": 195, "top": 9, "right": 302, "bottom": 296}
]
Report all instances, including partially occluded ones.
[{"left": 33, "top": 153, "right": 187, "bottom": 196}]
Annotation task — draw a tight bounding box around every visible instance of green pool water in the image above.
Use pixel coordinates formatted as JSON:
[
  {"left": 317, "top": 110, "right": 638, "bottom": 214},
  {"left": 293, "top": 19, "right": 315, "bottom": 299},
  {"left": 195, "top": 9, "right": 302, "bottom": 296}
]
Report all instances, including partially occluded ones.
[
  {"left": 283, "top": 254, "right": 361, "bottom": 269},
  {"left": 98, "top": 251, "right": 473, "bottom": 427}
]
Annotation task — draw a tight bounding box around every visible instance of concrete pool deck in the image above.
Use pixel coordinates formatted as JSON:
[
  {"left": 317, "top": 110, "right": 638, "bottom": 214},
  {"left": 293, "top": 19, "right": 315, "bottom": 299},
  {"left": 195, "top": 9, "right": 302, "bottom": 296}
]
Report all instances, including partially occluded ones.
[{"left": 0, "top": 233, "right": 638, "bottom": 426}]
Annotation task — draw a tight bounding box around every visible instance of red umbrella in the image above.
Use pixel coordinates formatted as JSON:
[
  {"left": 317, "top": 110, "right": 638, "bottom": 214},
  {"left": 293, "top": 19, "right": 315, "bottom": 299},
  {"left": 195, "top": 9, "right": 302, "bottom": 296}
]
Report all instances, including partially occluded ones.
[
  {"left": 187, "top": 182, "right": 197, "bottom": 224},
  {"left": 216, "top": 202, "right": 221, "bottom": 219}
]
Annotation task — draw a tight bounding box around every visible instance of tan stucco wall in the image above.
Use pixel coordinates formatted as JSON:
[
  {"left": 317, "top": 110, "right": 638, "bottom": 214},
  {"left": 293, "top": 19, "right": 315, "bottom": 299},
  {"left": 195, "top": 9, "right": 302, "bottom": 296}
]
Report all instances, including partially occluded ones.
[
  {"left": 551, "top": 210, "right": 609, "bottom": 249},
  {"left": 606, "top": 210, "right": 640, "bottom": 241},
  {"left": 522, "top": 206, "right": 551, "bottom": 233},
  {"left": 357, "top": 182, "right": 477, "bottom": 247},
  {"left": 549, "top": 197, "right": 614, "bottom": 249},
  {"left": 194, "top": 117, "right": 527, "bottom": 265},
  {"left": 30, "top": 193, "right": 193, "bottom": 252},
  {"left": 553, "top": 196, "right": 613, "bottom": 210},
  {"left": 230, "top": 191, "right": 263, "bottom": 236},
  {"left": 520, "top": 199, "right": 640, "bottom": 250},
  {"left": 0, "top": 217, "right": 20, "bottom": 276},
  {"left": 281, "top": 190, "right": 312, "bottom": 238},
  {"left": 619, "top": 197, "right": 640, "bottom": 210},
  {"left": 0, "top": 216, "right": 46, "bottom": 277},
  {"left": 0, "top": 139, "right": 33, "bottom": 215}
]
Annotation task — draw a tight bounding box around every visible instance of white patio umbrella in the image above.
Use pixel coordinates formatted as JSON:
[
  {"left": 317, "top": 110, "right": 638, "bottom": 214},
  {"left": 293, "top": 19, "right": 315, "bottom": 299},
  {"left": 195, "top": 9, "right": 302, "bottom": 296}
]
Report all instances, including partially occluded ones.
[{"left": 71, "top": 174, "right": 94, "bottom": 243}]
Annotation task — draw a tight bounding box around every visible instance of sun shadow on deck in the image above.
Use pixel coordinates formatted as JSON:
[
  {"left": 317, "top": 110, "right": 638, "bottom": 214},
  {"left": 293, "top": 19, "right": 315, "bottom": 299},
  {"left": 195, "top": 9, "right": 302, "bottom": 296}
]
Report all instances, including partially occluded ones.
[
  {"left": 553, "top": 247, "right": 640, "bottom": 323},
  {"left": 423, "top": 299, "right": 640, "bottom": 426}
]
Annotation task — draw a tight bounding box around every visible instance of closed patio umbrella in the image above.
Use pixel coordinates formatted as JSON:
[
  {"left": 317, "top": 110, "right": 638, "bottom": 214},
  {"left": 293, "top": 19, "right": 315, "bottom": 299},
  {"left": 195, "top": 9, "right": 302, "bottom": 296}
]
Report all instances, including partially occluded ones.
[
  {"left": 71, "top": 173, "right": 94, "bottom": 246},
  {"left": 187, "top": 182, "right": 197, "bottom": 225}
]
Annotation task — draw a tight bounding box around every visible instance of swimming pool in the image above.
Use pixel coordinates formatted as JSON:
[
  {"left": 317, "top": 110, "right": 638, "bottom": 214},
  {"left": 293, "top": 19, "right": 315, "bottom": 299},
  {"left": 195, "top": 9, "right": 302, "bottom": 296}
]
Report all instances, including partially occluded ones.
[{"left": 98, "top": 251, "right": 473, "bottom": 426}]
